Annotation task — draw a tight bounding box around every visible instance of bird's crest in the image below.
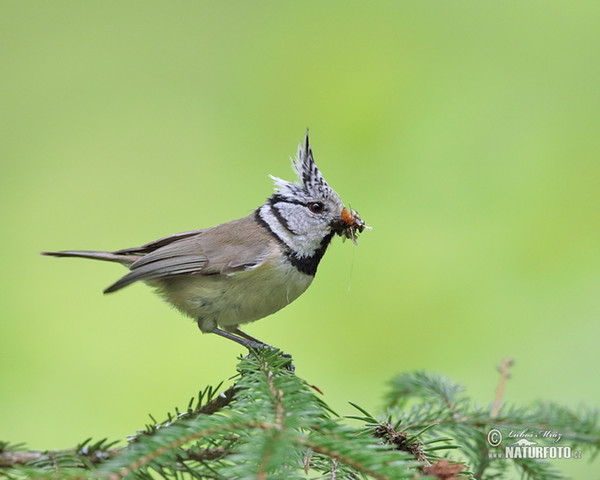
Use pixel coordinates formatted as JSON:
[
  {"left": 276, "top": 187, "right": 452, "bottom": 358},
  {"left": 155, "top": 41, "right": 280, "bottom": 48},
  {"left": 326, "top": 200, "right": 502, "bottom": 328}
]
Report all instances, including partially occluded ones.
[{"left": 270, "top": 131, "right": 334, "bottom": 201}]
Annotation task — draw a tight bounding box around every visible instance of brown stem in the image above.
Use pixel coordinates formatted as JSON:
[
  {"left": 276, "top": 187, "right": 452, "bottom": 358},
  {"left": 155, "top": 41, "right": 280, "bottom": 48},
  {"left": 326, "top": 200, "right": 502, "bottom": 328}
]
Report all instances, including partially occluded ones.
[{"left": 491, "top": 357, "right": 513, "bottom": 418}]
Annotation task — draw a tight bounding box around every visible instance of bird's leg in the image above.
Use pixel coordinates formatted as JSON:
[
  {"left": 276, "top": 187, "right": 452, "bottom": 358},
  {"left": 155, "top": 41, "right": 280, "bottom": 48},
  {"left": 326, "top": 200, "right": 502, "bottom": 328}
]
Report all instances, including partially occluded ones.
[
  {"left": 228, "top": 327, "right": 292, "bottom": 361},
  {"left": 228, "top": 327, "right": 269, "bottom": 346},
  {"left": 210, "top": 327, "right": 265, "bottom": 350},
  {"left": 208, "top": 326, "right": 294, "bottom": 372}
]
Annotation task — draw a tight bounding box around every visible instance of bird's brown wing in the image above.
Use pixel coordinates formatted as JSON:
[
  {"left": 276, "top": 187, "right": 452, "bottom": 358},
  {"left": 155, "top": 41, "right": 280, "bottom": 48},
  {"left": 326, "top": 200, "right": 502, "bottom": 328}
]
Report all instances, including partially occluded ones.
[
  {"left": 104, "top": 214, "right": 274, "bottom": 293},
  {"left": 112, "top": 229, "right": 207, "bottom": 256}
]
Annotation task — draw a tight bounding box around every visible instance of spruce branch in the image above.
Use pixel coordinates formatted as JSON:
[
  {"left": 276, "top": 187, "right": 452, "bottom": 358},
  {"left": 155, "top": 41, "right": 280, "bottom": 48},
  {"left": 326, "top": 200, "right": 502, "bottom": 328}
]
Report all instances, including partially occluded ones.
[
  {"left": 373, "top": 422, "right": 431, "bottom": 465},
  {"left": 383, "top": 365, "right": 600, "bottom": 480},
  {"left": 1, "top": 354, "right": 598, "bottom": 480}
]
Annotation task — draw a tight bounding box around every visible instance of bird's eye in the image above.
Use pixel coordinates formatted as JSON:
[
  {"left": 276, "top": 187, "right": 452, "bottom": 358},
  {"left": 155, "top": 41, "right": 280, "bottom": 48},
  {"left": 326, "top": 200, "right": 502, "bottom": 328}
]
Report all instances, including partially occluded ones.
[{"left": 309, "top": 202, "right": 324, "bottom": 214}]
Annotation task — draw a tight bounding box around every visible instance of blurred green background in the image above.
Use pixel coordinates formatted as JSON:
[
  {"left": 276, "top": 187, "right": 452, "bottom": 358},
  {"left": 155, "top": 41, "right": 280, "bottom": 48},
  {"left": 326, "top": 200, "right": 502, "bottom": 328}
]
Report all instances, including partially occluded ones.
[{"left": 1, "top": 1, "right": 599, "bottom": 477}]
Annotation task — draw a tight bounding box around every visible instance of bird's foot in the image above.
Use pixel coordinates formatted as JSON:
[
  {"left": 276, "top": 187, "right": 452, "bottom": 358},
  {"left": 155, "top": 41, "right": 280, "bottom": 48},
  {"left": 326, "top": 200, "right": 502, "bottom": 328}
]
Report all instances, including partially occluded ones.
[{"left": 210, "top": 327, "right": 294, "bottom": 372}]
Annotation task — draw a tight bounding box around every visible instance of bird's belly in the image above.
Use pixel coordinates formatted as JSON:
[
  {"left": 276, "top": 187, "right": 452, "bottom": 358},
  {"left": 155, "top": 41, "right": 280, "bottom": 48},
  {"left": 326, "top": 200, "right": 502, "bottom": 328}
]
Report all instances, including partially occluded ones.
[{"left": 151, "top": 259, "right": 313, "bottom": 331}]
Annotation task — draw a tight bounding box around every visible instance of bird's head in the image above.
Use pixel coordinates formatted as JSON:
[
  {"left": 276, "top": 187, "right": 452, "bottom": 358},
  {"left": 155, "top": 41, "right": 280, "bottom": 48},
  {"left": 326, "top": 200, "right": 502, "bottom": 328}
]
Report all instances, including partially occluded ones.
[{"left": 261, "top": 131, "right": 369, "bottom": 258}]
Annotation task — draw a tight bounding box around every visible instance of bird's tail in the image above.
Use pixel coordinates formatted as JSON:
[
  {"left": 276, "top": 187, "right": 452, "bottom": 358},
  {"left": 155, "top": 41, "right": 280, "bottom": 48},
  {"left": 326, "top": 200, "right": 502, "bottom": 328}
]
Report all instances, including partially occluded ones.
[{"left": 41, "top": 250, "right": 138, "bottom": 266}]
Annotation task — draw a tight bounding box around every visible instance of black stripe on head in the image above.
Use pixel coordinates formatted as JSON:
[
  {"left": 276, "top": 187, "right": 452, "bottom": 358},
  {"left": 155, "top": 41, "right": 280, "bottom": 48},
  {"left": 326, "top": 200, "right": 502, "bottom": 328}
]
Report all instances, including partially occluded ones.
[
  {"left": 269, "top": 202, "right": 296, "bottom": 234},
  {"left": 255, "top": 208, "right": 282, "bottom": 244},
  {"left": 269, "top": 194, "right": 306, "bottom": 206}
]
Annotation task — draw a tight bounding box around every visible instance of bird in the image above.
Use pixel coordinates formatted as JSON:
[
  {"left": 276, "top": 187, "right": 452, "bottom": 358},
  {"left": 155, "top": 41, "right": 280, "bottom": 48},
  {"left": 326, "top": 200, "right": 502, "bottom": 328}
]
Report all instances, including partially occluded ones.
[{"left": 42, "top": 132, "right": 368, "bottom": 350}]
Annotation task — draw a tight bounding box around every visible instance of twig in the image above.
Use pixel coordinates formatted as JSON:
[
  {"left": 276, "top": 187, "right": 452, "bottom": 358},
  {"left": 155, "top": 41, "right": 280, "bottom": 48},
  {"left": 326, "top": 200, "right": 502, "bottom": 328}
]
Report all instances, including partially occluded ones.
[
  {"left": 180, "top": 446, "right": 228, "bottom": 462},
  {"left": 491, "top": 357, "right": 513, "bottom": 418},
  {"left": 256, "top": 361, "right": 286, "bottom": 479},
  {"left": 192, "top": 385, "right": 238, "bottom": 416},
  {"left": 0, "top": 451, "right": 45, "bottom": 468},
  {"left": 0, "top": 447, "right": 120, "bottom": 469},
  {"left": 129, "top": 383, "right": 239, "bottom": 442},
  {"left": 374, "top": 422, "right": 431, "bottom": 466}
]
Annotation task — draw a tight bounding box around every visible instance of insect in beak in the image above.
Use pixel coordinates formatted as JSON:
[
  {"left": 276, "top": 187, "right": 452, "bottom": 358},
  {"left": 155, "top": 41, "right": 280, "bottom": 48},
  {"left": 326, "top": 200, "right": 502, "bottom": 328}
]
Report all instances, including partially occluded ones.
[{"left": 334, "top": 207, "right": 371, "bottom": 245}]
